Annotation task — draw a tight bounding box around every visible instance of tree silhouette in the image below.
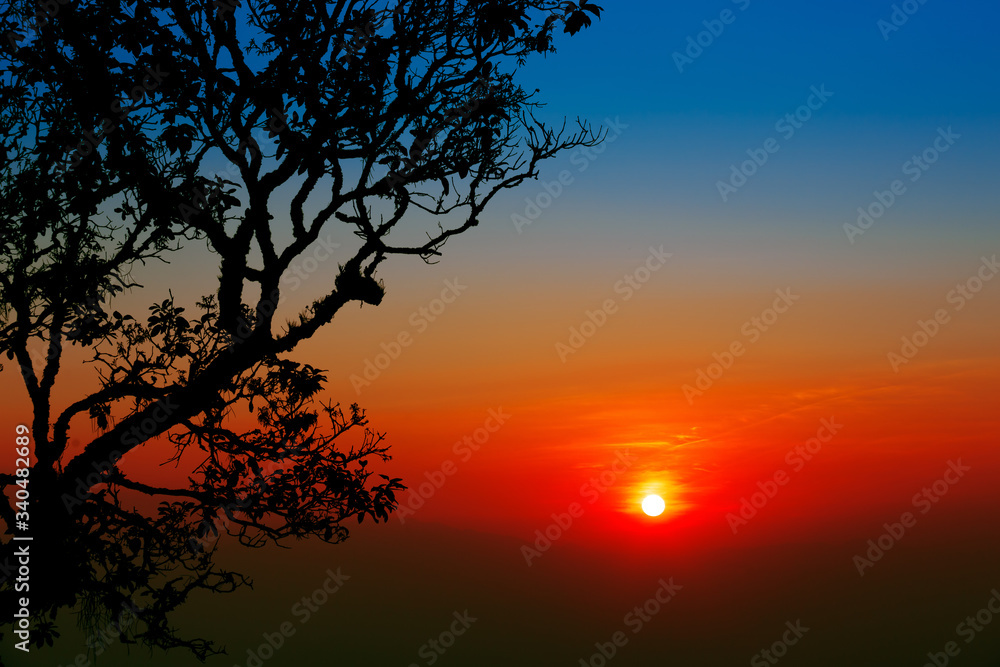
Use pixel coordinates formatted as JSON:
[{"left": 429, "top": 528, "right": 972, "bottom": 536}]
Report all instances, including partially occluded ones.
[{"left": 0, "top": 0, "right": 602, "bottom": 658}]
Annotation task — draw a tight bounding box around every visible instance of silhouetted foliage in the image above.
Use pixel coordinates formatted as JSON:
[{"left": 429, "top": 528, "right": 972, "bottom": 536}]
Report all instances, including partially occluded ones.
[{"left": 0, "top": 0, "right": 601, "bottom": 657}]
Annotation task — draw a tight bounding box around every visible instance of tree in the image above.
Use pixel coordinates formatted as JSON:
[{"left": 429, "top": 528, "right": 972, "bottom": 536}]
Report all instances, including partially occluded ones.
[{"left": 0, "top": 0, "right": 602, "bottom": 657}]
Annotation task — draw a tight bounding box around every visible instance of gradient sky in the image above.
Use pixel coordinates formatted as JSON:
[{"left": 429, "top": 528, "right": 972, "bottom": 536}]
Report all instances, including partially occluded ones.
[{"left": 5, "top": 1, "right": 1000, "bottom": 665}]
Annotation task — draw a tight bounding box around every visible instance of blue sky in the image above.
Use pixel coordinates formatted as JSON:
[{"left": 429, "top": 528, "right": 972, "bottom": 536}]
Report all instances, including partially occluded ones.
[
  {"left": 439, "top": 0, "right": 998, "bottom": 307},
  {"left": 525, "top": 0, "right": 998, "bottom": 119}
]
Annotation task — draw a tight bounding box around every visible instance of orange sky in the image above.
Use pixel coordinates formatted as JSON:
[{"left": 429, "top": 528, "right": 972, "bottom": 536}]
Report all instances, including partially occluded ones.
[{"left": 8, "top": 233, "right": 996, "bottom": 556}]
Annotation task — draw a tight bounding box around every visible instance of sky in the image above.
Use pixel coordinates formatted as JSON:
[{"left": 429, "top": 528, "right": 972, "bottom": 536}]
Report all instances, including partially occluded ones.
[{"left": 5, "top": 0, "right": 1000, "bottom": 665}]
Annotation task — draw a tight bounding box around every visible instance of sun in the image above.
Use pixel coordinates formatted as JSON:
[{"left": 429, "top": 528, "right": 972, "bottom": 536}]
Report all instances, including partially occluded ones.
[{"left": 641, "top": 494, "right": 666, "bottom": 517}]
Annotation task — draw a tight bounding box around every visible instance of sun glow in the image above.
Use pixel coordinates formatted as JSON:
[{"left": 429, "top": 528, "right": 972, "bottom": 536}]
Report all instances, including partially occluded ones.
[{"left": 641, "top": 494, "right": 666, "bottom": 517}]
